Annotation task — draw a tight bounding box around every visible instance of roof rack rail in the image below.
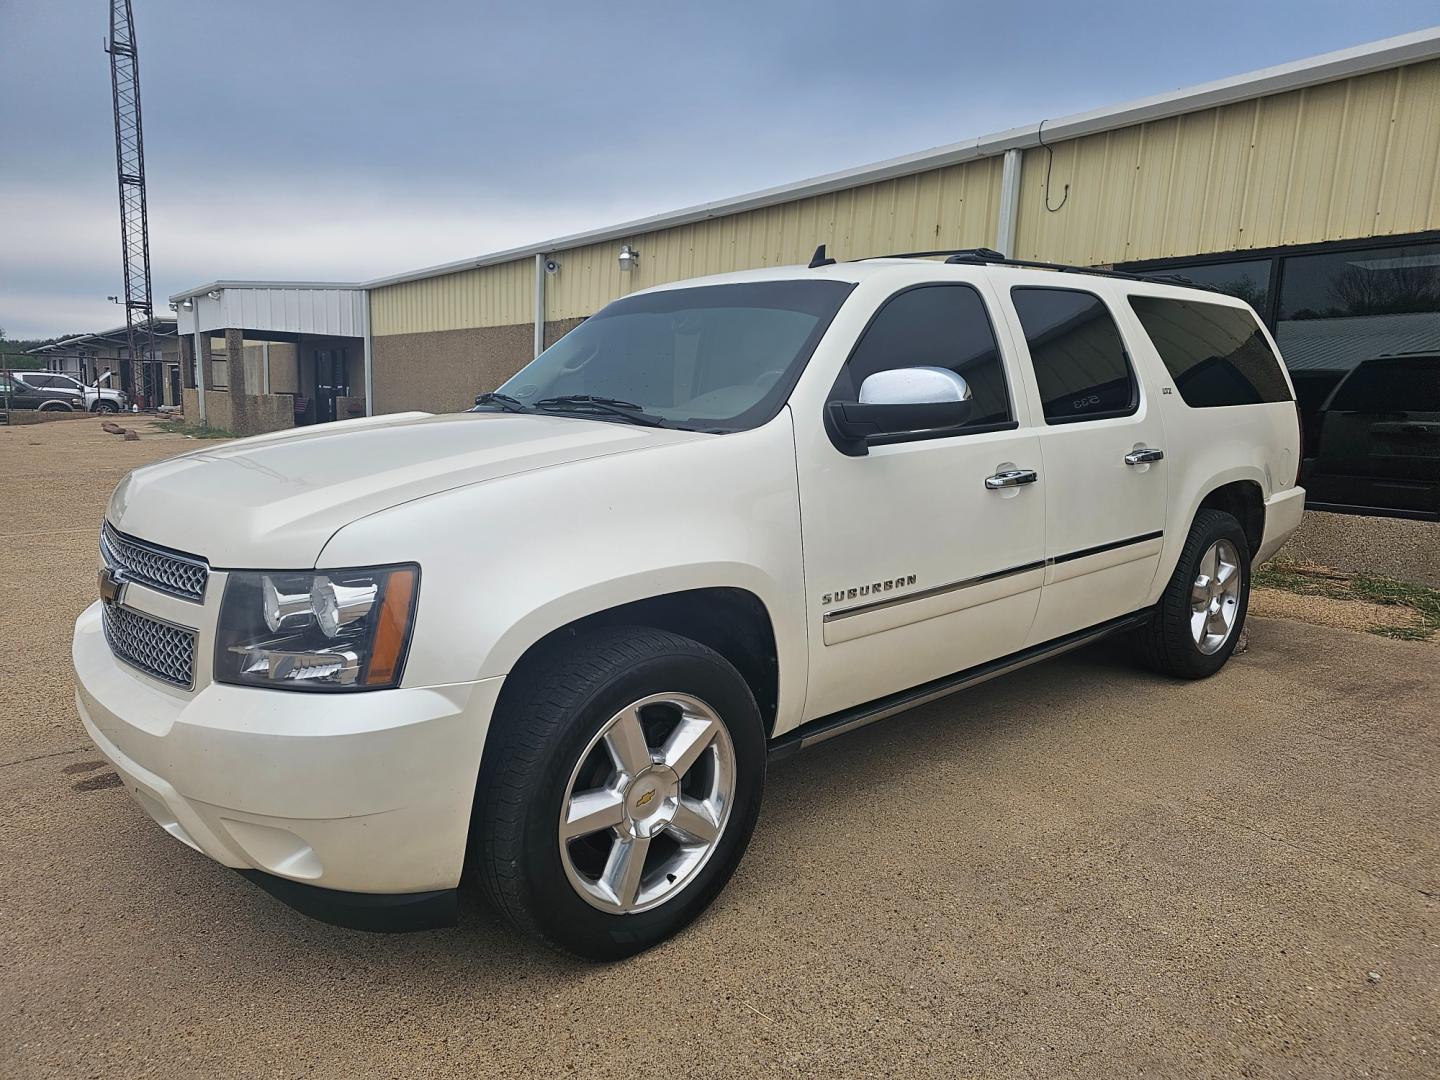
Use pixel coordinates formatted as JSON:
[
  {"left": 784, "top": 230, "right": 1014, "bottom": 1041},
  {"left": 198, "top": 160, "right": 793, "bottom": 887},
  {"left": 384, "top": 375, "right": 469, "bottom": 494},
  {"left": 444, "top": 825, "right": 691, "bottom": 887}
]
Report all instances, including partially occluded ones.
[{"left": 857, "top": 248, "right": 1221, "bottom": 292}]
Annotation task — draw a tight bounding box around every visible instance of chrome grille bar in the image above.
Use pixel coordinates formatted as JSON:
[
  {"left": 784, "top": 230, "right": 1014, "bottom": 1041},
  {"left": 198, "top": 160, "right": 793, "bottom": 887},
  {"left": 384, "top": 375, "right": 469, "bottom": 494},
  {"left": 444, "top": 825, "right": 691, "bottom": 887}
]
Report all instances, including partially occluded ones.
[
  {"left": 100, "top": 521, "right": 208, "bottom": 602},
  {"left": 102, "top": 603, "right": 197, "bottom": 689}
]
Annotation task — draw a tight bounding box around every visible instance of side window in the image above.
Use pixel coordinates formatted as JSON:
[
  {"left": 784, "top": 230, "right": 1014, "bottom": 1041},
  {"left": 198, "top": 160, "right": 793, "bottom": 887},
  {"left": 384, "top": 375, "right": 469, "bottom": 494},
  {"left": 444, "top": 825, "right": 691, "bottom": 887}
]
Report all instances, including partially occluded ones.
[
  {"left": 1011, "top": 288, "right": 1138, "bottom": 423},
  {"left": 830, "top": 284, "right": 1014, "bottom": 430},
  {"left": 1128, "top": 295, "right": 1292, "bottom": 407}
]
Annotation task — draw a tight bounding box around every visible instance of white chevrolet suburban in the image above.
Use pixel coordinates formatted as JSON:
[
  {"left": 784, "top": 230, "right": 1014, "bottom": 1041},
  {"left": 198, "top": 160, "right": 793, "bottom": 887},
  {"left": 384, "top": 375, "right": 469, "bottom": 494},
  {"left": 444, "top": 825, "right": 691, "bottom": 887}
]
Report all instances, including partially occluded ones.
[{"left": 74, "top": 249, "right": 1305, "bottom": 959}]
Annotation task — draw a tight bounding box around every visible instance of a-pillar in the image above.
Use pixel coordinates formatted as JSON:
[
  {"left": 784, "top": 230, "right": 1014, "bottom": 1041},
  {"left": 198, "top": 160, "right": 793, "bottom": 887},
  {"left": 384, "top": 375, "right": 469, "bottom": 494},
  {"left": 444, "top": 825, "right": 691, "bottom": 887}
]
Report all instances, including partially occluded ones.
[{"left": 225, "top": 328, "right": 249, "bottom": 434}]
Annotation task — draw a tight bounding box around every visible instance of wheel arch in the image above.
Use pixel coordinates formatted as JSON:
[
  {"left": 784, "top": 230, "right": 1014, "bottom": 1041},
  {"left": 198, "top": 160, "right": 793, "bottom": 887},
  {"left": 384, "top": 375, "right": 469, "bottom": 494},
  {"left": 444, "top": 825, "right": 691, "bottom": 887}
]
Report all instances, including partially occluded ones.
[
  {"left": 1196, "top": 479, "right": 1265, "bottom": 556},
  {"left": 499, "top": 586, "right": 782, "bottom": 737}
]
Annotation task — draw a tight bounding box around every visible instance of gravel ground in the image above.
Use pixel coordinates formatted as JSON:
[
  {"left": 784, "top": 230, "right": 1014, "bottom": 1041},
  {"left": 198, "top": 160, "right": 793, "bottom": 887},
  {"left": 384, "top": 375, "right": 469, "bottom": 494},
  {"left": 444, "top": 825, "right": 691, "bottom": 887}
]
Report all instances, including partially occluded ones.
[
  {"left": 1250, "top": 587, "right": 1430, "bottom": 638},
  {"left": 2, "top": 419, "right": 1437, "bottom": 1079}
]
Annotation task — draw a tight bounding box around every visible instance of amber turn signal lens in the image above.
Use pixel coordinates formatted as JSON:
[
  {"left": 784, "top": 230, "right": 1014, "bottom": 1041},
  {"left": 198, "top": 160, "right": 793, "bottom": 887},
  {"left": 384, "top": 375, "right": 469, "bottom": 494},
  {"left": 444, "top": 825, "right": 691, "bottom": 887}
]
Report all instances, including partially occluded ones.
[{"left": 364, "top": 568, "right": 416, "bottom": 686}]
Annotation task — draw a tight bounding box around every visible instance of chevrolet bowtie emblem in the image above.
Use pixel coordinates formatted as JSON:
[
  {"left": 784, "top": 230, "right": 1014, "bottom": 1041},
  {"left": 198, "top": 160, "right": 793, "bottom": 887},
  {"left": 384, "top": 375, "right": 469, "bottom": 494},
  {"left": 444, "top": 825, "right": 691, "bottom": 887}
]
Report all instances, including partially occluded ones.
[
  {"left": 635, "top": 789, "right": 656, "bottom": 807},
  {"left": 98, "top": 566, "right": 124, "bottom": 606}
]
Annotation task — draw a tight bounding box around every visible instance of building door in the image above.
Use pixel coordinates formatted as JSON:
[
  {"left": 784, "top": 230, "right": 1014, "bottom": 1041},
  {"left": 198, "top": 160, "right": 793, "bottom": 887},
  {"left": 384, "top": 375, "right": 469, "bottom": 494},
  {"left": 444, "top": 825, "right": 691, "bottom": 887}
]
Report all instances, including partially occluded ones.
[{"left": 315, "top": 348, "right": 349, "bottom": 424}]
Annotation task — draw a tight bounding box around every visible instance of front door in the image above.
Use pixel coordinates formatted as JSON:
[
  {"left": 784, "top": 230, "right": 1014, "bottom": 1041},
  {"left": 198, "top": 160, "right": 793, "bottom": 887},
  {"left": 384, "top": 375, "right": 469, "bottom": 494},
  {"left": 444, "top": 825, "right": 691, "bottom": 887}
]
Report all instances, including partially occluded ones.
[
  {"left": 797, "top": 281, "right": 1046, "bottom": 721},
  {"left": 315, "top": 349, "right": 349, "bottom": 424},
  {"left": 1001, "top": 286, "right": 1170, "bottom": 645}
]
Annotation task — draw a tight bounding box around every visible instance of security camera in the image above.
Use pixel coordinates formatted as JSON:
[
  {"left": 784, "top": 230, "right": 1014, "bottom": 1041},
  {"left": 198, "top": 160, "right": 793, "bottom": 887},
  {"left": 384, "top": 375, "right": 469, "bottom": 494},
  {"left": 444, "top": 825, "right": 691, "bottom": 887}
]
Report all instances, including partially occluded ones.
[{"left": 544, "top": 259, "right": 560, "bottom": 275}]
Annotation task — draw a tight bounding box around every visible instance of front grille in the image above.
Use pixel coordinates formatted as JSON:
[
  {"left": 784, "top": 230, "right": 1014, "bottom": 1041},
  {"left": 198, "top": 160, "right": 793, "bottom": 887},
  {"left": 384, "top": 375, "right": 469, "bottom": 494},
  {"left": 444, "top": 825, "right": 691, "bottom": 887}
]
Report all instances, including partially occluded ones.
[
  {"left": 101, "top": 521, "right": 208, "bottom": 601},
  {"left": 102, "top": 604, "right": 197, "bottom": 689}
]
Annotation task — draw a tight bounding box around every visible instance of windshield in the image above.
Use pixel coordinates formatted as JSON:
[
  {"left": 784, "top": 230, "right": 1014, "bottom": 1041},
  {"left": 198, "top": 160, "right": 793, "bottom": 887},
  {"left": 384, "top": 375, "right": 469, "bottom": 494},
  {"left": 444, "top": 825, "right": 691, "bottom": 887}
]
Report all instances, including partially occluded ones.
[{"left": 490, "top": 280, "right": 854, "bottom": 431}]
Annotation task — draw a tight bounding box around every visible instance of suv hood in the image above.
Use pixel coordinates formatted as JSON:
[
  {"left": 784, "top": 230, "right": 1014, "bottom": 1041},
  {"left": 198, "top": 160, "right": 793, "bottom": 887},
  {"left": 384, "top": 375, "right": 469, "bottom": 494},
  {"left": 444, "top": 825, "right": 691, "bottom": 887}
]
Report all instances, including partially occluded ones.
[{"left": 108, "top": 411, "right": 705, "bottom": 567}]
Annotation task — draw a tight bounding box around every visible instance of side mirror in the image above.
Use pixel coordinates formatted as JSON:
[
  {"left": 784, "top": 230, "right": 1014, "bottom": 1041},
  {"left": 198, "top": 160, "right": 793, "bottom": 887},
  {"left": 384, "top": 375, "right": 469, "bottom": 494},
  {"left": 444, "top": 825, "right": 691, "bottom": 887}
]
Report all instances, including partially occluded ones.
[{"left": 826, "top": 366, "right": 973, "bottom": 456}]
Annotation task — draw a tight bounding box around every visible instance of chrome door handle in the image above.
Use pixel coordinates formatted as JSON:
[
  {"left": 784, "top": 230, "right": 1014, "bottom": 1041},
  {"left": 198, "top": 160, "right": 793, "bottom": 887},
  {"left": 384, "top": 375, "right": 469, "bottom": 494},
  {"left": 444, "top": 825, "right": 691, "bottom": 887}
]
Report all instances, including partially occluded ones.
[
  {"left": 985, "top": 468, "right": 1039, "bottom": 490},
  {"left": 1124, "top": 447, "right": 1165, "bottom": 465}
]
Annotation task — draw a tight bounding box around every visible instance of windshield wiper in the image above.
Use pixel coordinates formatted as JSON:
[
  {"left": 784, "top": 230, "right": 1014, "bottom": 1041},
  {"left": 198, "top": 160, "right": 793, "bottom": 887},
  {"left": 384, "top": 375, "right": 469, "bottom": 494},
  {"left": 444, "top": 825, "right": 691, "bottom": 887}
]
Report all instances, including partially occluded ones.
[
  {"left": 473, "top": 391, "right": 529, "bottom": 413},
  {"left": 532, "top": 395, "right": 667, "bottom": 427}
]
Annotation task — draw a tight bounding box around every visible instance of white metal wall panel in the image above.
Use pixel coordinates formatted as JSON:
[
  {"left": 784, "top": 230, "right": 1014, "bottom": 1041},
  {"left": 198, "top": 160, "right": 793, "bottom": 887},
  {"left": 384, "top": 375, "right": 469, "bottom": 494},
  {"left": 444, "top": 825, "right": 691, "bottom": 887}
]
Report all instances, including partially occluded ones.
[{"left": 184, "top": 287, "right": 367, "bottom": 337}]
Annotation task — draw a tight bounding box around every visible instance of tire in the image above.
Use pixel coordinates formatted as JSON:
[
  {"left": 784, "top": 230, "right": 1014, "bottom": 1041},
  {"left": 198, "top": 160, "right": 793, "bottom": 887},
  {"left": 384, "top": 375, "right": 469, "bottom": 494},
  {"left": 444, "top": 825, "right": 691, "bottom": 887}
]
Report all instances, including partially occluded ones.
[
  {"left": 471, "top": 626, "right": 766, "bottom": 960},
  {"left": 93, "top": 400, "right": 120, "bottom": 413},
  {"left": 1136, "top": 508, "right": 1251, "bottom": 679},
  {"left": 37, "top": 401, "right": 71, "bottom": 412}
]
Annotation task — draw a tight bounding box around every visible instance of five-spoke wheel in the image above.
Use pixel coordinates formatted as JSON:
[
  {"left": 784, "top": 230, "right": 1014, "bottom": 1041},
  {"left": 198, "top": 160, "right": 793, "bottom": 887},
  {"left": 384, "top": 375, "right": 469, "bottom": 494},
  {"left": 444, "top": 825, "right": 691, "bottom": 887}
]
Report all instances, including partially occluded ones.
[
  {"left": 559, "top": 693, "right": 735, "bottom": 913},
  {"left": 1190, "top": 538, "right": 1242, "bottom": 654}
]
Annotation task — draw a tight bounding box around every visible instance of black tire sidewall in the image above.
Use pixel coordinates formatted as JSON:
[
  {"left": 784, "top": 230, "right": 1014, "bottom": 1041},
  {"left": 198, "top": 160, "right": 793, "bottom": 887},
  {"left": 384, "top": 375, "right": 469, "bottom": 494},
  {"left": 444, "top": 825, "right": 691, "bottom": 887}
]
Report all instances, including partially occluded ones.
[
  {"left": 1164, "top": 510, "right": 1252, "bottom": 677},
  {"left": 507, "top": 643, "right": 765, "bottom": 960}
]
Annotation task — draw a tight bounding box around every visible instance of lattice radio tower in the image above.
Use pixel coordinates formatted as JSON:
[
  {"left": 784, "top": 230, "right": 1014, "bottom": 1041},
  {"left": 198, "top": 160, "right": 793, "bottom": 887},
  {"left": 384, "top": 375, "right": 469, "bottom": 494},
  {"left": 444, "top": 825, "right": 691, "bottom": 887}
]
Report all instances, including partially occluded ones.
[{"left": 106, "top": 0, "right": 158, "bottom": 408}]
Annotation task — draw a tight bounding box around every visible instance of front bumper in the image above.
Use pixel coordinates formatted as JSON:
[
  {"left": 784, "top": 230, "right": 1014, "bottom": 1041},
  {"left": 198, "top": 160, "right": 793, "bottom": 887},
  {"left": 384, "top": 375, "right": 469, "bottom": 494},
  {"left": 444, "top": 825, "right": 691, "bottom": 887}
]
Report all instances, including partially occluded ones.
[{"left": 74, "top": 601, "right": 503, "bottom": 921}]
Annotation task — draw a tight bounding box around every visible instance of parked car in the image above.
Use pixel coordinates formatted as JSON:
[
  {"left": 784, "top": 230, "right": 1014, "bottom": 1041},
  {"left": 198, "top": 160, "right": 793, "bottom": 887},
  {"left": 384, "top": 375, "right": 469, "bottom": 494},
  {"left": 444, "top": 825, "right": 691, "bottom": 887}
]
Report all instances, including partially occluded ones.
[
  {"left": 15, "top": 370, "right": 128, "bottom": 412},
  {"left": 73, "top": 252, "right": 1305, "bottom": 959},
  {"left": 0, "top": 373, "right": 87, "bottom": 412},
  {"left": 1301, "top": 352, "right": 1439, "bottom": 518}
]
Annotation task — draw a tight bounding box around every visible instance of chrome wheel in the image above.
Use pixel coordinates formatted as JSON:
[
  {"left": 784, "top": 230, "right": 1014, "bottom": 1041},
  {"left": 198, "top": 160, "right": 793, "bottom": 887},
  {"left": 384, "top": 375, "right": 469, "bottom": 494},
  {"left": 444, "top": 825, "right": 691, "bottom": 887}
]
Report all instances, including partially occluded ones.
[
  {"left": 558, "top": 692, "right": 735, "bottom": 915},
  {"left": 1190, "top": 538, "right": 1242, "bottom": 654}
]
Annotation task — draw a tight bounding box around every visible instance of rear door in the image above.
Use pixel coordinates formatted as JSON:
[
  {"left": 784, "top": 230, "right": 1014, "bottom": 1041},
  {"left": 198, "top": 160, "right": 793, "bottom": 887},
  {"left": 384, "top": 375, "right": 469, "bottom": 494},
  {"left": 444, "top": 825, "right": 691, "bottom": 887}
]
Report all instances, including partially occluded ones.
[{"left": 1002, "top": 285, "right": 1170, "bottom": 644}]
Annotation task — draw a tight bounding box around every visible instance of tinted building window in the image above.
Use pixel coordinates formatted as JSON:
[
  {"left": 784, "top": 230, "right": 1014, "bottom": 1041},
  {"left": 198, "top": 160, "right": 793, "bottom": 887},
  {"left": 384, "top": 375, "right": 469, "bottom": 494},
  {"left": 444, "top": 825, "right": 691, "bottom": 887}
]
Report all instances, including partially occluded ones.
[
  {"left": 833, "top": 284, "right": 1012, "bottom": 428},
  {"left": 1011, "top": 288, "right": 1136, "bottom": 423},
  {"left": 1274, "top": 241, "right": 1440, "bottom": 378},
  {"left": 1129, "top": 296, "right": 1292, "bottom": 407},
  {"left": 1161, "top": 259, "right": 1271, "bottom": 312}
]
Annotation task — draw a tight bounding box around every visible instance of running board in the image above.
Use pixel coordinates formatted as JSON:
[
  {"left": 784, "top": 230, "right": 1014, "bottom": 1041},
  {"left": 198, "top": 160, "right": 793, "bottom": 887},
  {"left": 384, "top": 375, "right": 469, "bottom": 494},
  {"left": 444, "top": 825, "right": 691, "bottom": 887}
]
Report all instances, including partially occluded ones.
[{"left": 768, "top": 609, "right": 1154, "bottom": 762}]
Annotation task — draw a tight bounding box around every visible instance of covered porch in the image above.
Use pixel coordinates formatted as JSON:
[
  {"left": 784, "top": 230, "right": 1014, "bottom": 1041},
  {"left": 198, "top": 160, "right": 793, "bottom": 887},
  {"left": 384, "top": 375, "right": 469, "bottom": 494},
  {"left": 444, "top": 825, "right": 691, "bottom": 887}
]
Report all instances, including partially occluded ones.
[{"left": 171, "top": 282, "right": 371, "bottom": 436}]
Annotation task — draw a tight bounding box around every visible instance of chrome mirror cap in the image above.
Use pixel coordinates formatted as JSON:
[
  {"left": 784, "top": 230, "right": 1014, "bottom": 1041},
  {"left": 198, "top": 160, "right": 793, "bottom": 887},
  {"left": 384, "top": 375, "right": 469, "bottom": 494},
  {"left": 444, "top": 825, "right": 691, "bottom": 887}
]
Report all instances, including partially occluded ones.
[{"left": 859, "top": 366, "right": 972, "bottom": 406}]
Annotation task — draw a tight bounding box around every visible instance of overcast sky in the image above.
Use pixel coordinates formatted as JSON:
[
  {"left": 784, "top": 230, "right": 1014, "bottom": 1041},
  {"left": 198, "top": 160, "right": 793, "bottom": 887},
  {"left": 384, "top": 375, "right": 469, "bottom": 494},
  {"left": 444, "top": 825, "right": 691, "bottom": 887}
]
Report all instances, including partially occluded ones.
[{"left": 2, "top": 1, "right": 1436, "bottom": 338}]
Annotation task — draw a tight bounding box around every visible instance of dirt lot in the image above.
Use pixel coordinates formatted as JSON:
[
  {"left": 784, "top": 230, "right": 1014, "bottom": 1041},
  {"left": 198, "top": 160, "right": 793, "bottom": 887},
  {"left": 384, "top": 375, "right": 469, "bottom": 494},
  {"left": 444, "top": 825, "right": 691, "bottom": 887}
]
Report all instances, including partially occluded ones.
[{"left": 2, "top": 418, "right": 1437, "bottom": 1079}]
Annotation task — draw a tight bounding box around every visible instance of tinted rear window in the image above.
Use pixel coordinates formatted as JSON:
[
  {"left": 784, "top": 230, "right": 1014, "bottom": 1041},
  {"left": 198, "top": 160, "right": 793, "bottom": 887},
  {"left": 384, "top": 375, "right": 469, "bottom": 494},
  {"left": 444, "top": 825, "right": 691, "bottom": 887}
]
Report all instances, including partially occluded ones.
[
  {"left": 1128, "top": 296, "right": 1292, "bottom": 407},
  {"left": 1011, "top": 288, "right": 1137, "bottom": 423}
]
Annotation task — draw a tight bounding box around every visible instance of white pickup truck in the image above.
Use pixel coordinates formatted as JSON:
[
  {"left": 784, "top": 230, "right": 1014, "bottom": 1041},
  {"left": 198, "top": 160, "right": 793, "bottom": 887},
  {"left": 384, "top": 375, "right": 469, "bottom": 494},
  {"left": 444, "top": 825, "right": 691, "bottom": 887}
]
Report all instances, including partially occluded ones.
[{"left": 74, "top": 250, "right": 1304, "bottom": 959}]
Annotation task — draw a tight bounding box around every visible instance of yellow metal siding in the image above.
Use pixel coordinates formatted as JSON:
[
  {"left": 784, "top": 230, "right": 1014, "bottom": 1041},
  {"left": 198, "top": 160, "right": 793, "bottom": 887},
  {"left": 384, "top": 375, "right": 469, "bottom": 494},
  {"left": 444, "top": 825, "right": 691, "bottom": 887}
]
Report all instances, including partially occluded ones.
[
  {"left": 370, "top": 59, "right": 1440, "bottom": 335},
  {"left": 544, "top": 158, "right": 1004, "bottom": 320},
  {"left": 370, "top": 259, "right": 532, "bottom": 336},
  {"left": 370, "top": 158, "right": 1003, "bottom": 332},
  {"left": 1015, "top": 59, "right": 1440, "bottom": 264}
]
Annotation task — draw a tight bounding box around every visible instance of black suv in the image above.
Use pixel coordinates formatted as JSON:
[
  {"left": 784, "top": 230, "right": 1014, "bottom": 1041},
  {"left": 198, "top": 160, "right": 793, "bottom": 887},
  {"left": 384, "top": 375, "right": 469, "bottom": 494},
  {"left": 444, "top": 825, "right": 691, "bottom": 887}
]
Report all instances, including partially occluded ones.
[
  {"left": 0, "top": 373, "right": 88, "bottom": 413},
  {"left": 1303, "top": 352, "right": 1440, "bottom": 519}
]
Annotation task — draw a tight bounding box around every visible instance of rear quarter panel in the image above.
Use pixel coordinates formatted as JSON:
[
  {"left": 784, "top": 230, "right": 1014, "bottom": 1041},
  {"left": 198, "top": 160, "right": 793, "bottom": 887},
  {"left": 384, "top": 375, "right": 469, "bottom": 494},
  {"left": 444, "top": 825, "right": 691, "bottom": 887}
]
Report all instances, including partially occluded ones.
[{"left": 1113, "top": 289, "right": 1300, "bottom": 601}]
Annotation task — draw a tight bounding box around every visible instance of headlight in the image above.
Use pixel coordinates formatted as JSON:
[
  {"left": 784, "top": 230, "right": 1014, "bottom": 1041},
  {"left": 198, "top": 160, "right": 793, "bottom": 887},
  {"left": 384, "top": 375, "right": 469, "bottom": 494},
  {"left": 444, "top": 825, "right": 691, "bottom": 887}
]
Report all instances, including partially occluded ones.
[{"left": 214, "top": 564, "right": 418, "bottom": 691}]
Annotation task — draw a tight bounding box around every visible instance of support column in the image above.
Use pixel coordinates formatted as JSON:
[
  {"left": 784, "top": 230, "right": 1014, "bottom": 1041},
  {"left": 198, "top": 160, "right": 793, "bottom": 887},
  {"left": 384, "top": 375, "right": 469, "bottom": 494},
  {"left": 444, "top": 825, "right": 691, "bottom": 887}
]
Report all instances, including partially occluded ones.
[
  {"left": 225, "top": 327, "right": 249, "bottom": 434},
  {"left": 195, "top": 324, "right": 209, "bottom": 425},
  {"left": 362, "top": 294, "right": 374, "bottom": 416},
  {"left": 534, "top": 253, "right": 546, "bottom": 359},
  {"left": 995, "top": 147, "right": 1023, "bottom": 258}
]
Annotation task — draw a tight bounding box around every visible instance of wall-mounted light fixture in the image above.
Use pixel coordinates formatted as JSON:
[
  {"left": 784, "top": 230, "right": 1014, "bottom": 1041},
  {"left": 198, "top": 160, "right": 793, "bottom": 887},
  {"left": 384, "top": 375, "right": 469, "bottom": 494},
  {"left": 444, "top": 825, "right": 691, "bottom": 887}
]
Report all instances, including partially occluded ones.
[
  {"left": 182, "top": 298, "right": 194, "bottom": 310},
  {"left": 617, "top": 244, "right": 639, "bottom": 273},
  {"left": 207, "top": 290, "right": 222, "bottom": 301},
  {"left": 167, "top": 301, "right": 178, "bottom": 312}
]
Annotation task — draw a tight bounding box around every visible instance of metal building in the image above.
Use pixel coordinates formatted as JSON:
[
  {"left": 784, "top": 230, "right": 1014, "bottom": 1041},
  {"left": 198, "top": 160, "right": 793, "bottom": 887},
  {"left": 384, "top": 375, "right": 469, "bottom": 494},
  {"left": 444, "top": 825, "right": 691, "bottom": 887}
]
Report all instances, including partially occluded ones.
[{"left": 171, "top": 29, "right": 1440, "bottom": 498}]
